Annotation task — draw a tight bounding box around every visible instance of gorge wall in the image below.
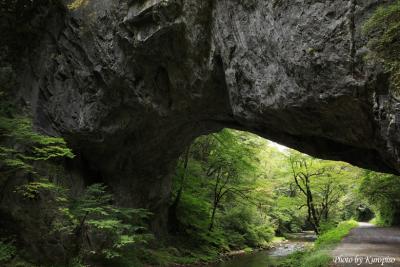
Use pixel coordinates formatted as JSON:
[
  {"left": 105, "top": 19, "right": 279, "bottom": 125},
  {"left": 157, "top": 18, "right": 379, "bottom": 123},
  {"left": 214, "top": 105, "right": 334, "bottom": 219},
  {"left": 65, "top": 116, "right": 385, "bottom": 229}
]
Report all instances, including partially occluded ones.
[{"left": 1, "top": 0, "right": 399, "bottom": 235}]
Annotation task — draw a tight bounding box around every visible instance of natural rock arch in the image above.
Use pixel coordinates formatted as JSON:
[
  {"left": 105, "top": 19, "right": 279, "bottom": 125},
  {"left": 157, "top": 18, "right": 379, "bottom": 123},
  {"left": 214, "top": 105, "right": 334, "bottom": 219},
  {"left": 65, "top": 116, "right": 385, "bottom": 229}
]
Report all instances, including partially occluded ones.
[{"left": 2, "top": 0, "right": 399, "bottom": 233}]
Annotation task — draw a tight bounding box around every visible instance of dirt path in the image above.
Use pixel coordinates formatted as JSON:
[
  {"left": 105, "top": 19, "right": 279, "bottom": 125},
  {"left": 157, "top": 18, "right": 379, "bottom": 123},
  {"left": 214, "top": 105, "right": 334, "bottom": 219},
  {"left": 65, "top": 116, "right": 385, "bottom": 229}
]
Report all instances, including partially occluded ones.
[{"left": 331, "top": 222, "right": 400, "bottom": 267}]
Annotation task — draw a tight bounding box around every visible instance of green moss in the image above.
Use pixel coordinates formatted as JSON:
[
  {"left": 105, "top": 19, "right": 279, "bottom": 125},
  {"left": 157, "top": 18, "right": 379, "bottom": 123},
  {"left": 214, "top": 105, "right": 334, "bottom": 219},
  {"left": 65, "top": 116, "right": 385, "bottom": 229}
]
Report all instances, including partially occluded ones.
[
  {"left": 67, "top": 0, "right": 89, "bottom": 10},
  {"left": 307, "top": 47, "right": 317, "bottom": 55}
]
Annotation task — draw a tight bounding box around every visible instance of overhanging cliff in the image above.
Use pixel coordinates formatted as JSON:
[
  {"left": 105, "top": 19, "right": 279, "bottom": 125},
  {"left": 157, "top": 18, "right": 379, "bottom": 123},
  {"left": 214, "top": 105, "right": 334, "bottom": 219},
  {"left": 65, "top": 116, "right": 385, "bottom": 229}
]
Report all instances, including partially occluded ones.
[{"left": 1, "top": 0, "right": 399, "bottom": 234}]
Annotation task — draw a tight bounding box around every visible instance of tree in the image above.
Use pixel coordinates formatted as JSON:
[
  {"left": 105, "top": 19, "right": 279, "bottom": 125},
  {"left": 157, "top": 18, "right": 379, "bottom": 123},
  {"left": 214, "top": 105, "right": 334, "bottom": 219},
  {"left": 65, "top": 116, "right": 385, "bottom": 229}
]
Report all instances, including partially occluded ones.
[
  {"left": 14, "top": 182, "right": 153, "bottom": 265},
  {"left": 66, "top": 184, "right": 152, "bottom": 262},
  {"left": 168, "top": 145, "right": 191, "bottom": 234},
  {"left": 287, "top": 152, "right": 358, "bottom": 234},
  {"left": 288, "top": 153, "right": 323, "bottom": 234},
  {"left": 168, "top": 129, "right": 274, "bottom": 253},
  {"left": 360, "top": 171, "right": 400, "bottom": 226},
  {"left": 203, "top": 130, "right": 257, "bottom": 231},
  {"left": 0, "top": 89, "right": 74, "bottom": 195}
]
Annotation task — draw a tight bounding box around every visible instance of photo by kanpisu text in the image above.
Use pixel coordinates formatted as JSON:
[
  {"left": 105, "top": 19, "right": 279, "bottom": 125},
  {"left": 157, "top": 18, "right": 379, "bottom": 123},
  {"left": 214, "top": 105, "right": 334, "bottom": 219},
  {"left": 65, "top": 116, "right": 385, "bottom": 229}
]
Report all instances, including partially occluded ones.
[{"left": 334, "top": 255, "right": 397, "bottom": 266}]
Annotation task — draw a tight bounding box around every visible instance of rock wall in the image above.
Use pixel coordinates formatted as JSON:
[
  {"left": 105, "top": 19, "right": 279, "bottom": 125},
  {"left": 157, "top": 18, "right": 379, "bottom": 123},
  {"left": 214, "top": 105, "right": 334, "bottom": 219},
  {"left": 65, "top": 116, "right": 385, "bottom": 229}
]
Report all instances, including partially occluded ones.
[{"left": 1, "top": 0, "right": 399, "bottom": 236}]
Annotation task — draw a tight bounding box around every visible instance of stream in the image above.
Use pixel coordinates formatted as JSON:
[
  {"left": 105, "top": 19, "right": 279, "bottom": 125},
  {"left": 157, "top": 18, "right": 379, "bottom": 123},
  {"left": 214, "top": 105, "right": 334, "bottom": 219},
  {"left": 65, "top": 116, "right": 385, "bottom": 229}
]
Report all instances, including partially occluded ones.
[{"left": 207, "top": 232, "right": 316, "bottom": 267}]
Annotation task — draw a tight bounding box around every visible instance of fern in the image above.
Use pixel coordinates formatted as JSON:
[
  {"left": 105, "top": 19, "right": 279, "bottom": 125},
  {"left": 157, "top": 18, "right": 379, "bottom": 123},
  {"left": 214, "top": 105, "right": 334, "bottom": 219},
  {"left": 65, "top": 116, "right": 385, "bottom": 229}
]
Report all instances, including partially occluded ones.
[
  {"left": 0, "top": 115, "right": 74, "bottom": 178},
  {"left": 66, "top": 183, "right": 153, "bottom": 262}
]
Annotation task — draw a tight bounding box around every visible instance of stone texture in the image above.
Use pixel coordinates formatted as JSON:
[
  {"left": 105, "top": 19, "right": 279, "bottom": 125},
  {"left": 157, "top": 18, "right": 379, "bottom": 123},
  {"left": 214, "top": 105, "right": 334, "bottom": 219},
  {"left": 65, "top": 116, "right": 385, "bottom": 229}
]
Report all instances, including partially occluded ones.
[{"left": 1, "top": 0, "right": 400, "bottom": 237}]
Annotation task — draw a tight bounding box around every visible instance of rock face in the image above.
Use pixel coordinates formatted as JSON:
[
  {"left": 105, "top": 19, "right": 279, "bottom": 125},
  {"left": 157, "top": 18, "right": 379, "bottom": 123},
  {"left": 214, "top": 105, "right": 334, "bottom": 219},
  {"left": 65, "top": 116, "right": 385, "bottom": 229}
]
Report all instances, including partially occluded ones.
[{"left": 1, "top": 0, "right": 400, "bottom": 234}]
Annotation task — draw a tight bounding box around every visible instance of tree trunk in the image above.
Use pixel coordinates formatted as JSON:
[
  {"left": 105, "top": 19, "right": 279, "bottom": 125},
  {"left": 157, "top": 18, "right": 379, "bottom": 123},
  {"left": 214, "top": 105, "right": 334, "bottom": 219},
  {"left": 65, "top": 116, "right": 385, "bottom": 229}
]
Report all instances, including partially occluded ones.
[
  {"left": 168, "top": 145, "right": 190, "bottom": 234},
  {"left": 209, "top": 200, "right": 218, "bottom": 231},
  {"left": 307, "top": 186, "right": 320, "bottom": 235}
]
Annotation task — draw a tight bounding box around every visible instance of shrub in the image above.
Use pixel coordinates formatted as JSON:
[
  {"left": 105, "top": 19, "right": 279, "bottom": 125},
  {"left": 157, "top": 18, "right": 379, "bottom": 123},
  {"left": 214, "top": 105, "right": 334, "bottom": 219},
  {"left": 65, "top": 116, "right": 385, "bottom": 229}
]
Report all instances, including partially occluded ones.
[
  {"left": 318, "top": 220, "right": 337, "bottom": 234},
  {"left": 220, "top": 205, "right": 274, "bottom": 248},
  {"left": 276, "top": 251, "right": 307, "bottom": 267},
  {"left": 301, "top": 250, "right": 331, "bottom": 267},
  {"left": 277, "top": 220, "right": 358, "bottom": 267},
  {"left": 360, "top": 171, "right": 400, "bottom": 226},
  {"left": 65, "top": 184, "right": 153, "bottom": 264},
  {"left": 314, "top": 220, "right": 358, "bottom": 249}
]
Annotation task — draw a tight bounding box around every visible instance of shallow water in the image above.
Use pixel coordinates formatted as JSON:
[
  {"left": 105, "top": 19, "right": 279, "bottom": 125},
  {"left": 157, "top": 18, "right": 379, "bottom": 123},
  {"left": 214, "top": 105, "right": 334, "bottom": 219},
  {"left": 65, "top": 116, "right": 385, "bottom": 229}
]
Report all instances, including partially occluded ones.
[{"left": 207, "top": 233, "right": 315, "bottom": 267}]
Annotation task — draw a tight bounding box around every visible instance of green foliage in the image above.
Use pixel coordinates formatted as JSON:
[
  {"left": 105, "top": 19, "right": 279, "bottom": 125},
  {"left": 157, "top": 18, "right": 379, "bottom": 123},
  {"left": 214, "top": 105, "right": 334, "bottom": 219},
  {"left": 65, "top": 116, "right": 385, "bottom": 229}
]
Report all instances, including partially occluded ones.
[
  {"left": 363, "top": 1, "right": 400, "bottom": 93},
  {"left": 0, "top": 240, "right": 16, "bottom": 263},
  {"left": 0, "top": 87, "right": 152, "bottom": 266},
  {"left": 276, "top": 251, "right": 307, "bottom": 267},
  {"left": 369, "top": 217, "right": 388, "bottom": 226},
  {"left": 271, "top": 195, "right": 306, "bottom": 234},
  {"left": 300, "top": 250, "right": 331, "bottom": 267},
  {"left": 286, "top": 151, "right": 361, "bottom": 234},
  {"left": 314, "top": 220, "right": 358, "bottom": 249},
  {"left": 0, "top": 115, "right": 74, "bottom": 179},
  {"left": 318, "top": 221, "right": 337, "bottom": 233},
  {"left": 1, "top": 108, "right": 393, "bottom": 267},
  {"left": 359, "top": 171, "right": 400, "bottom": 226},
  {"left": 220, "top": 204, "right": 274, "bottom": 248},
  {"left": 3, "top": 180, "right": 153, "bottom": 266},
  {"left": 164, "top": 129, "right": 276, "bottom": 263},
  {"left": 0, "top": 88, "right": 74, "bottom": 181},
  {"left": 0, "top": 87, "right": 159, "bottom": 266},
  {"left": 15, "top": 179, "right": 66, "bottom": 199},
  {"left": 0, "top": 91, "right": 79, "bottom": 265},
  {"left": 165, "top": 129, "right": 369, "bottom": 265},
  {"left": 64, "top": 183, "right": 153, "bottom": 264},
  {"left": 278, "top": 250, "right": 331, "bottom": 267},
  {"left": 277, "top": 220, "right": 358, "bottom": 267}
]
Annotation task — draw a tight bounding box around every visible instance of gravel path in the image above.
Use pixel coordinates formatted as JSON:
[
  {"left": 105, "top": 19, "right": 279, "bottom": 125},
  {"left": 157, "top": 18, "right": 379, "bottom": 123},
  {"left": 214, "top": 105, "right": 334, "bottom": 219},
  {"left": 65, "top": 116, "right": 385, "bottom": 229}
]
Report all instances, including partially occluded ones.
[{"left": 331, "top": 222, "right": 400, "bottom": 267}]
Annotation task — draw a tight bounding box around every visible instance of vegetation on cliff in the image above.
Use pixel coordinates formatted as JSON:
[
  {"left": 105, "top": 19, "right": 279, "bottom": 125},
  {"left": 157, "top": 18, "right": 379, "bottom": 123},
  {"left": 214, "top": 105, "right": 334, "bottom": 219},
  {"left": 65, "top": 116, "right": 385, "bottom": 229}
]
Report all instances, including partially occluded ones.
[
  {"left": 364, "top": 0, "right": 400, "bottom": 93},
  {"left": 0, "top": 90, "right": 153, "bottom": 266}
]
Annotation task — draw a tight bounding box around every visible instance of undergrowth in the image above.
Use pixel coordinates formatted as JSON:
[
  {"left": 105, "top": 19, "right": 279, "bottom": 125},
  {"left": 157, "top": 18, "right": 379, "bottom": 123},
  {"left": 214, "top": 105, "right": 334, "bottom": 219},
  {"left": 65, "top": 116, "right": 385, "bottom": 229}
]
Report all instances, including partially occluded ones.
[{"left": 276, "top": 220, "right": 358, "bottom": 267}]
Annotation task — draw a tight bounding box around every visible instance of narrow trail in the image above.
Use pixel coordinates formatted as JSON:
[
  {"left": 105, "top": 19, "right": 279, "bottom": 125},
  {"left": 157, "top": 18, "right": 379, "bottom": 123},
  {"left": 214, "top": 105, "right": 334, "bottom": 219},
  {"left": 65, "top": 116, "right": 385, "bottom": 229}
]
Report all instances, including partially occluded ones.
[{"left": 331, "top": 222, "right": 400, "bottom": 267}]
